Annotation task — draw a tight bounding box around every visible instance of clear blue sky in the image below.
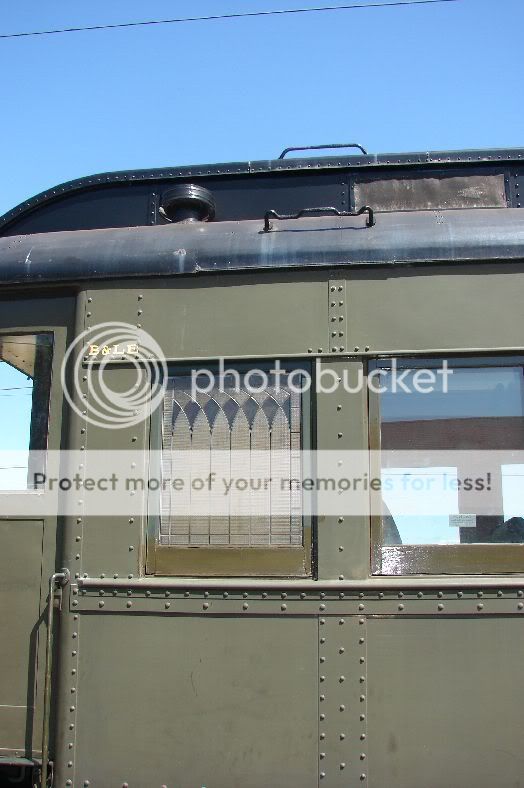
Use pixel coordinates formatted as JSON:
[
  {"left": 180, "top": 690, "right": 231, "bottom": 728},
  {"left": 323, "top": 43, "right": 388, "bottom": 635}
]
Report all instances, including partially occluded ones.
[{"left": 0, "top": 0, "right": 522, "bottom": 216}]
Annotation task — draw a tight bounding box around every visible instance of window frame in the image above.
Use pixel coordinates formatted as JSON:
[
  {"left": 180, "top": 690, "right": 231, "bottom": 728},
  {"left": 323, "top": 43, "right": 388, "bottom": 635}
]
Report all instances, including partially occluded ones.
[
  {"left": 369, "top": 355, "right": 524, "bottom": 575},
  {"left": 146, "top": 360, "right": 314, "bottom": 577}
]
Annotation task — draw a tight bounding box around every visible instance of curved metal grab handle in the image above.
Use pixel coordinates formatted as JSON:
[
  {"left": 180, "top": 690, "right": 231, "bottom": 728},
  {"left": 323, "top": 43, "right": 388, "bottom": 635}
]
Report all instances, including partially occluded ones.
[
  {"left": 263, "top": 205, "right": 375, "bottom": 232},
  {"left": 278, "top": 142, "right": 368, "bottom": 159},
  {"left": 41, "top": 569, "right": 70, "bottom": 788}
]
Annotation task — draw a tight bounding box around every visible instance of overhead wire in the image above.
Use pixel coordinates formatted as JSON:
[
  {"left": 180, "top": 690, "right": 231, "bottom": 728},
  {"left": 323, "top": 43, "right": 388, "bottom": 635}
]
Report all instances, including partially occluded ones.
[{"left": 0, "top": 0, "right": 461, "bottom": 41}]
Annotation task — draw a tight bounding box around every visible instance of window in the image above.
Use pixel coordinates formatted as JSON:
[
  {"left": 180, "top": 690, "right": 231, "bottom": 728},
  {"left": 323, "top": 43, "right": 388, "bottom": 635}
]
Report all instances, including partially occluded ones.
[
  {"left": 0, "top": 334, "right": 53, "bottom": 490},
  {"left": 148, "top": 364, "right": 311, "bottom": 576},
  {"left": 370, "top": 357, "right": 524, "bottom": 574}
]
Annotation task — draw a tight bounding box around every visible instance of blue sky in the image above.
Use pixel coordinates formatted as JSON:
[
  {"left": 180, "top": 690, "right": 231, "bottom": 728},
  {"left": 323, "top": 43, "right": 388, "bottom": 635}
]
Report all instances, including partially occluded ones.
[{"left": 0, "top": 0, "right": 522, "bottom": 215}]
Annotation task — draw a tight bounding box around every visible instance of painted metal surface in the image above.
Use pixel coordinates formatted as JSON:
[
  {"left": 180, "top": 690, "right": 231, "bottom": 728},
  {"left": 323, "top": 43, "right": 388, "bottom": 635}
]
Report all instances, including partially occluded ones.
[
  {"left": 2, "top": 209, "right": 524, "bottom": 286},
  {"left": 2, "top": 151, "right": 524, "bottom": 786}
]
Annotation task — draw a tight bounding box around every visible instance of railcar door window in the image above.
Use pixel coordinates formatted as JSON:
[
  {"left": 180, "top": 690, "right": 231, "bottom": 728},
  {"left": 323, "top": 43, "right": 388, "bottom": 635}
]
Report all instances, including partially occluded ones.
[
  {"left": 371, "top": 357, "right": 524, "bottom": 574},
  {"left": 0, "top": 333, "right": 53, "bottom": 489}
]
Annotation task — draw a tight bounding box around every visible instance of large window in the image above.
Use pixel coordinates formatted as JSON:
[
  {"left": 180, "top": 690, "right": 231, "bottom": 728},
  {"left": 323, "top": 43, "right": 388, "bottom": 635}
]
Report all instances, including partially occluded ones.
[
  {"left": 148, "top": 364, "right": 311, "bottom": 576},
  {"left": 0, "top": 334, "right": 53, "bottom": 490},
  {"left": 371, "top": 357, "right": 524, "bottom": 574}
]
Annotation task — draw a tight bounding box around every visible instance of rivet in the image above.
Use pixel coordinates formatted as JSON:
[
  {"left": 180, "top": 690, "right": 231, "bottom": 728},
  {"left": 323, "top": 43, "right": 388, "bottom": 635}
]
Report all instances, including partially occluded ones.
[
  {"left": 518, "top": 590, "right": 524, "bottom": 598},
  {"left": 339, "top": 647, "right": 345, "bottom": 654},
  {"left": 319, "top": 604, "right": 326, "bottom": 611},
  {"left": 320, "top": 618, "right": 325, "bottom": 625},
  {"left": 243, "top": 592, "right": 248, "bottom": 599},
  {"left": 69, "top": 724, "right": 74, "bottom": 730},
  {"left": 398, "top": 604, "right": 404, "bottom": 611},
  {"left": 339, "top": 575, "right": 344, "bottom": 580},
  {"left": 360, "top": 733, "right": 366, "bottom": 740},
  {"left": 477, "top": 603, "right": 484, "bottom": 611},
  {"left": 340, "top": 733, "right": 346, "bottom": 740},
  {"left": 262, "top": 591, "right": 268, "bottom": 599},
  {"left": 360, "top": 695, "right": 366, "bottom": 702},
  {"left": 320, "top": 675, "right": 326, "bottom": 682},
  {"left": 360, "top": 714, "right": 366, "bottom": 721},
  {"left": 360, "top": 656, "right": 365, "bottom": 664},
  {"left": 320, "top": 637, "right": 326, "bottom": 644},
  {"left": 281, "top": 592, "right": 288, "bottom": 599},
  {"left": 338, "top": 517, "right": 344, "bottom": 523},
  {"left": 360, "top": 753, "right": 367, "bottom": 760},
  {"left": 320, "top": 694, "right": 325, "bottom": 701},
  {"left": 165, "top": 602, "right": 171, "bottom": 609},
  {"left": 320, "top": 772, "right": 326, "bottom": 779},
  {"left": 340, "top": 763, "right": 346, "bottom": 770},
  {"left": 477, "top": 591, "right": 484, "bottom": 598},
  {"left": 417, "top": 591, "right": 423, "bottom": 598},
  {"left": 359, "top": 603, "right": 365, "bottom": 611},
  {"left": 243, "top": 602, "right": 249, "bottom": 610},
  {"left": 320, "top": 713, "right": 325, "bottom": 721},
  {"left": 359, "top": 618, "right": 365, "bottom": 625},
  {"left": 72, "top": 600, "right": 78, "bottom": 607},
  {"left": 84, "top": 781, "right": 90, "bottom": 787},
  {"left": 69, "top": 707, "right": 75, "bottom": 713},
  {"left": 360, "top": 774, "right": 367, "bottom": 781},
  {"left": 320, "top": 733, "right": 325, "bottom": 740},
  {"left": 98, "top": 601, "right": 104, "bottom": 608},
  {"left": 359, "top": 638, "right": 365, "bottom": 644},
  {"left": 378, "top": 592, "right": 384, "bottom": 599},
  {"left": 339, "top": 675, "right": 345, "bottom": 683},
  {"left": 438, "top": 603, "right": 444, "bottom": 611},
  {"left": 203, "top": 602, "right": 209, "bottom": 610},
  {"left": 339, "top": 618, "right": 345, "bottom": 625},
  {"left": 337, "top": 432, "right": 343, "bottom": 438},
  {"left": 354, "top": 346, "right": 359, "bottom": 352},
  {"left": 518, "top": 602, "right": 524, "bottom": 610},
  {"left": 497, "top": 590, "right": 503, "bottom": 597},
  {"left": 437, "top": 591, "right": 443, "bottom": 598},
  {"left": 281, "top": 604, "right": 287, "bottom": 611},
  {"left": 339, "top": 592, "right": 345, "bottom": 599},
  {"left": 339, "top": 704, "right": 345, "bottom": 711},
  {"left": 457, "top": 591, "right": 463, "bottom": 598},
  {"left": 300, "top": 592, "right": 306, "bottom": 599},
  {"left": 320, "top": 656, "right": 326, "bottom": 663},
  {"left": 364, "top": 346, "right": 370, "bottom": 351},
  {"left": 126, "top": 601, "right": 132, "bottom": 608},
  {"left": 223, "top": 591, "right": 229, "bottom": 598}
]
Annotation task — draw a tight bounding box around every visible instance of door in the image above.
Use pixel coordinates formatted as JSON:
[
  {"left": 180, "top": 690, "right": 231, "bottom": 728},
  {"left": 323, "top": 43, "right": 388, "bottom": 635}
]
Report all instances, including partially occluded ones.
[{"left": 0, "top": 296, "right": 73, "bottom": 766}]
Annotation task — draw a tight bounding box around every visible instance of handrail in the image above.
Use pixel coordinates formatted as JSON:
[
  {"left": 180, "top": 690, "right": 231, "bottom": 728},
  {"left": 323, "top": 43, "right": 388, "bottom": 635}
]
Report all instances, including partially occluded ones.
[
  {"left": 278, "top": 142, "right": 368, "bottom": 159},
  {"left": 41, "top": 569, "right": 70, "bottom": 788},
  {"left": 263, "top": 205, "right": 375, "bottom": 232}
]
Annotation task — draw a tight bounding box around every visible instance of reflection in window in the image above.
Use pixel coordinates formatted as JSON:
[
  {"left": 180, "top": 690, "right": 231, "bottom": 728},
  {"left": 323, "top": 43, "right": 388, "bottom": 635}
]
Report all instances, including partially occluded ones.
[
  {"left": 0, "top": 334, "right": 53, "bottom": 490},
  {"left": 378, "top": 360, "right": 524, "bottom": 545}
]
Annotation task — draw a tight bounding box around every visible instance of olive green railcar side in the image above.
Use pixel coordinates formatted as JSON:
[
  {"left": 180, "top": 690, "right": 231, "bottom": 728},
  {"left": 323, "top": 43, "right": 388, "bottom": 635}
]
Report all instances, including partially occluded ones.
[{"left": 0, "top": 148, "right": 524, "bottom": 788}]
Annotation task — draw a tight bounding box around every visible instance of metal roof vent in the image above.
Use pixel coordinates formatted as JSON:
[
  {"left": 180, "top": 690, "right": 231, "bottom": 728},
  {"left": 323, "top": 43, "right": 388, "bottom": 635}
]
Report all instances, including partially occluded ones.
[{"left": 159, "top": 184, "right": 216, "bottom": 223}]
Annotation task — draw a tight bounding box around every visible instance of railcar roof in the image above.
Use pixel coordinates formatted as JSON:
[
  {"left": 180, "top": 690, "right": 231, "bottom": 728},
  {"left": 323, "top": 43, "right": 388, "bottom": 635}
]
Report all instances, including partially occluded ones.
[{"left": 1, "top": 147, "right": 523, "bottom": 235}]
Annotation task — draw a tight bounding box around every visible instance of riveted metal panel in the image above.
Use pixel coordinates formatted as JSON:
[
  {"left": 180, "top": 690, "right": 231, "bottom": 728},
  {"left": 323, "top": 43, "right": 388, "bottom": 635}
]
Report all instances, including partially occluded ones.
[
  {"left": 72, "top": 614, "right": 318, "bottom": 788},
  {"left": 316, "top": 360, "right": 369, "bottom": 580},
  {"left": 318, "top": 616, "right": 367, "bottom": 786},
  {"left": 85, "top": 274, "right": 327, "bottom": 360},
  {"left": 347, "top": 264, "right": 524, "bottom": 354},
  {"left": 366, "top": 617, "right": 524, "bottom": 788}
]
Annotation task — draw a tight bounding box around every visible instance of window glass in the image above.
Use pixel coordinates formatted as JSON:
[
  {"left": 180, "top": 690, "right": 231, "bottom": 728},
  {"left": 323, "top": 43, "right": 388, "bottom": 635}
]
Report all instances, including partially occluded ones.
[
  {"left": 0, "top": 334, "right": 53, "bottom": 490},
  {"left": 160, "top": 370, "right": 304, "bottom": 548},
  {"left": 378, "top": 361, "right": 524, "bottom": 546}
]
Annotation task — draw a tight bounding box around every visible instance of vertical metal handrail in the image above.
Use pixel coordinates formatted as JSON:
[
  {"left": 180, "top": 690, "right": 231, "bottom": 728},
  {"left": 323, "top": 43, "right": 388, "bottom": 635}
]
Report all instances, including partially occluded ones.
[{"left": 40, "top": 569, "right": 69, "bottom": 788}]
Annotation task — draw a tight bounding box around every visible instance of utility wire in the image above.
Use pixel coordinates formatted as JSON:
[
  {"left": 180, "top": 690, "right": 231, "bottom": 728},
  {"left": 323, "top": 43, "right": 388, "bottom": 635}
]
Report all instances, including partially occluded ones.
[{"left": 0, "top": 0, "right": 461, "bottom": 40}]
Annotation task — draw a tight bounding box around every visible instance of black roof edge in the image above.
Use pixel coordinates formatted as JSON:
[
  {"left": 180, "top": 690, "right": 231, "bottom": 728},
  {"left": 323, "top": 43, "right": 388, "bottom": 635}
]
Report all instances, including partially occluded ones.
[{"left": 1, "top": 146, "right": 523, "bottom": 233}]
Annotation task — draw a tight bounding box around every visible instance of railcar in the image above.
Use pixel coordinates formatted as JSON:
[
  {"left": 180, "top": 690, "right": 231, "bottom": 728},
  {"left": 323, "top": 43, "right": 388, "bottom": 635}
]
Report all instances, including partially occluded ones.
[{"left": 1, "top": 143, "right": 524, "bottom": 787}]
